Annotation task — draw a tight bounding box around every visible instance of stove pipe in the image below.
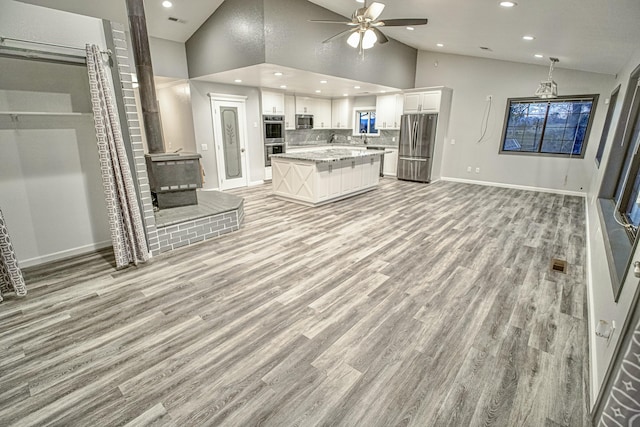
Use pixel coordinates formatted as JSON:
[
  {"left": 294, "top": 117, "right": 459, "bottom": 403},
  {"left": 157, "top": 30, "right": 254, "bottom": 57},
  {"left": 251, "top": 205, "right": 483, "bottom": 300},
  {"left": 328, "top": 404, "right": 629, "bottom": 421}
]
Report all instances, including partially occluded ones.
[{"left": 126, "top": 0, "right": 165, "bottom": 154}]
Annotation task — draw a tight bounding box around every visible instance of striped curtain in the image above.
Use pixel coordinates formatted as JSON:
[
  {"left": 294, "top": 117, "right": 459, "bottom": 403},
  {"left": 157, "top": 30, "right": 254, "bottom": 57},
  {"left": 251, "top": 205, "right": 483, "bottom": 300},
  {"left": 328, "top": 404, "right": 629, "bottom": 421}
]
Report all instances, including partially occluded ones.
[
  {"left": 0, "top": 208, "right": 26, "bottom": 302},
  {"left": 86, "top": 45, "right": 149, "bottom": 268}
]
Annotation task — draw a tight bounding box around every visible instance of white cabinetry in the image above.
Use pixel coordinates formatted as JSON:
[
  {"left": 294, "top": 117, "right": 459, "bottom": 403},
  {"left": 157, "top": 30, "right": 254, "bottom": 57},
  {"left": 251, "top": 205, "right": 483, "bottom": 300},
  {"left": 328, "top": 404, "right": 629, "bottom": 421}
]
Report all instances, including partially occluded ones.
[
  {"left": 331, "top": 97, "right": 353, "bottom": 129},
  {"left": 403, "top": 90, "right": 442, "bottom": 114},
  {"left": 261, "top": 90, "right": 284, "bottom": 115},
  {"left": 272, "top": 155, "right": 381, "bottom": 206},
  {"left": 317, "top": 162, "right": 342, "bottom": 200},
  {"left": 314, "top": 98, "right": 332, "bottom": 129},
  {"left": 295, "top": 96, "right": 314, "bottom": 114},
  {"left": 284, "top": 95, "right": 296, "bottom": 130},
  {"left": 376, "top": 94, "right": 403, "bottom": 129},
  {"left": 383, "top": 148, "right": 398, "bottom": 176}
]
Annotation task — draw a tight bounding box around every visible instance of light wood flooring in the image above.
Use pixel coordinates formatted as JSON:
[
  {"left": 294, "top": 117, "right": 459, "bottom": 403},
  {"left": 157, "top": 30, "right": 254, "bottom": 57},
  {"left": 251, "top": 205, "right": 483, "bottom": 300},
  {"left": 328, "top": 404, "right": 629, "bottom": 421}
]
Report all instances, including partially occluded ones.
[{"left": 0, "top": 178, "right": 590, "bottom": 426}]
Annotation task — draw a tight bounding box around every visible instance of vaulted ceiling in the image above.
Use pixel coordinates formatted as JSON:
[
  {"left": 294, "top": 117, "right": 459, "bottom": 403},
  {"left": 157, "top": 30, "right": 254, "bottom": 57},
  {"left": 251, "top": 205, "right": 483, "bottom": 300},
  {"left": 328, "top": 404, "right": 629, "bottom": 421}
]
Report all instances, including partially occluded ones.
[{"left": 16, "top": 0, "right": 640, "bottom": 75}]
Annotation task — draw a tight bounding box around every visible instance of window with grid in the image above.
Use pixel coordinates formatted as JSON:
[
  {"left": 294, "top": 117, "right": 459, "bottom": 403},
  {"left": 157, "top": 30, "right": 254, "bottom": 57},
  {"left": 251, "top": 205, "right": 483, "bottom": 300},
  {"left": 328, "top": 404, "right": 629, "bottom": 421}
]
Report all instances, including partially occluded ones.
[
  {"left": 500, "top": 95, "right": 598, "bottom": 157},
  {"left": 355, "top": 110, "right": 378, "bottom": 135}
]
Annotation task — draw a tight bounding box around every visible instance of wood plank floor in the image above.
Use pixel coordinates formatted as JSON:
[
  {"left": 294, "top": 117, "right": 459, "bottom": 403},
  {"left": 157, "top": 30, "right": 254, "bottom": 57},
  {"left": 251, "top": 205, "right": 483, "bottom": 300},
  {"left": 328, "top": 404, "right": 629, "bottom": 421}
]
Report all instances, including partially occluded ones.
[{"left": 0, "top": 178, "right": 591, "bottom": 426}]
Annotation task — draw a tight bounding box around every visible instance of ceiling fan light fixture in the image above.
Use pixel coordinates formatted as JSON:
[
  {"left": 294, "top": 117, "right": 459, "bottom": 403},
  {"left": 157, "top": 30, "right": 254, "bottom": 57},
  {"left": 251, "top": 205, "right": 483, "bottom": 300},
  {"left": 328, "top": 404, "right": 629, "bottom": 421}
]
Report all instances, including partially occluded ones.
[
  {"left": 347, "top": 32, "right": 360, "bottom": 48},
  {"left": 362, "top": 29, "right": 377, "bottom": 49}
]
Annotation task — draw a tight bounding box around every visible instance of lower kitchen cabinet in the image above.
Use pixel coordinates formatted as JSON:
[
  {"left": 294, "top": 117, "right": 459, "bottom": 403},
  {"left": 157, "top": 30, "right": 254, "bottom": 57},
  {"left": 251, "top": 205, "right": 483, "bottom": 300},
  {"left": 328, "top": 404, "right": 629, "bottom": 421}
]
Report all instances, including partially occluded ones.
[{"left": 383, "top": 148, "right": 398, "bottom": 176}]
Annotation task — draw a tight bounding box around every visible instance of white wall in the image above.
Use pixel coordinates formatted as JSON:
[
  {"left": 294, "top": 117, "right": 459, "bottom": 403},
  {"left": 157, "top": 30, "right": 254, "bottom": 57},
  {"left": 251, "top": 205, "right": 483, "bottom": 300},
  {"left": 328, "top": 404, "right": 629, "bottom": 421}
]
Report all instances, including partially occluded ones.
[
  {"left": 149, "top": 37, "right": 189, "bottom": 79},
  {"left": 415, "top": 51, "right": 615, "bottom": 194},
  {"left": 584, "top": 48, "right": 640, "bottom": 406},
  {"left": 189, "top": 80, "right": 264, "bottom": 189},
  {"left": 0, "top": 1, "right": 112, "bottom": 266},
  {"left": 0, "top": 58, "right": 110, "bottom": 267},
  {"left": 156, "top": 81, "right": 197, "bottom": 153}
]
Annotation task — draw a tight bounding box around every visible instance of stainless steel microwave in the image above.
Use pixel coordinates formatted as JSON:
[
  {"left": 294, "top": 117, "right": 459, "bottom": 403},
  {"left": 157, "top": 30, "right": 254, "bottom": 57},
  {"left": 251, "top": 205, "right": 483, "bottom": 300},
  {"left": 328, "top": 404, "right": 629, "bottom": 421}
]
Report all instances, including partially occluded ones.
[{"left": 295, "top": 114, "right": 313, "bottom": 129}]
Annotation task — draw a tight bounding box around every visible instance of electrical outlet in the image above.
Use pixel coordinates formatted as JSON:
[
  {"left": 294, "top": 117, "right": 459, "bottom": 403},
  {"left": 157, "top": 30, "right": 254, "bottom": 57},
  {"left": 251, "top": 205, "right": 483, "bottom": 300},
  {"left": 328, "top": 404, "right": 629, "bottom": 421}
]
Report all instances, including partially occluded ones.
[
  {"left": 201, "top": 144, "right": 208, "bottom": 151},
  {"left": 475, "top": 167, "right": 480, "bottom": 173},
  {"left": 450, "top": 138, "right": 456, "bottom": 145},
  {"left": 392, "top": 137, "right": 396, "bottom": 142},
  {"left": 253, "top": 122, "right": 258, "bottom": 128},
  {"left": 467, "top": 166, "right": 472, "bottom": 173}
]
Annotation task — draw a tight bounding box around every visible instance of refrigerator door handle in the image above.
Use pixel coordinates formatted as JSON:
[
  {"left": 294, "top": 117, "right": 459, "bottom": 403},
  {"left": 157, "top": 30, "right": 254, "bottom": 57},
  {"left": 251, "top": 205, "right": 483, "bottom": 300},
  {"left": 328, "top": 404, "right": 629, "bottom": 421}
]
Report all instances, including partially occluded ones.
[{"left": 399, "top": 157, "right": 428, "bottom": 162}]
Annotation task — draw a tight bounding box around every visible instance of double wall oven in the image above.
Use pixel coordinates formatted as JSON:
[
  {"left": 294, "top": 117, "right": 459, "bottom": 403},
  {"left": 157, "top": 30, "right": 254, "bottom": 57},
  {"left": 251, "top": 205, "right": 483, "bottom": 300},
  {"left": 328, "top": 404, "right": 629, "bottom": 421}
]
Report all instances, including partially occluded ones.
[{"left": 263, "top": 115, "right": 285, "bottom": 167}]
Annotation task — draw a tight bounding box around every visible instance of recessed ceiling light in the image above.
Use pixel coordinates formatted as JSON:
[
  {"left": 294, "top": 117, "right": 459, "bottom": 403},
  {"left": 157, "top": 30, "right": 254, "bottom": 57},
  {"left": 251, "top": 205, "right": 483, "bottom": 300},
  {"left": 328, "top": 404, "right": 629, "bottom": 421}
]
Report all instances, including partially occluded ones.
[
  {"left": 436, "top": 43, "right": 444, "bottom": 47},
  {"left": 343, "top": 93, "right": 349, "bottom": 96},
  {"left": 406, "top": 27, "right": 415, "bottom": 31},
  {"left": 354, "top": 86, "right": 360, "bottom": 89},
  {"left": 274, "top": 72, "right": 283, "bottom": 76},
  {"left": 499, "top": 1, "right": 517, "bottom": 7},
  {"left": 534, "top": 54, "right": 544, "bottom": 58},
  {"left": 162, "top": 0, "right": 173, "bottom": 8},
  {"left": 280, "top": 85, "right": 287, "bottom": 88},
  {"left": 356, "top": 0, "right": 365, "bottom": 3},
  {"left": 380, "top": 90, "right": 386, "bottom": 93},
  {"left": 522, "top": 35, "right": 535, "bottom": 41},
  {"left": 315, "top": 90, "right": 321, "bottom": 93},
  {"left": 320, "top": 80, "right": 327, "bottom": 84},
  {"left": 234, "top": 79, "right": 242, "bottom": 83}
]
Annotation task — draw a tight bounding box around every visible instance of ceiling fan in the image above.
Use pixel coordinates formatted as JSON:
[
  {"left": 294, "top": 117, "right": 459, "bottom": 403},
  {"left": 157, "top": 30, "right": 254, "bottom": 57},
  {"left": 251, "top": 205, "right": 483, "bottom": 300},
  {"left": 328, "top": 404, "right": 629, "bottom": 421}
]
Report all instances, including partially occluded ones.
[{"left": 310, "top": 1, "right": 428, "bottom": 52}]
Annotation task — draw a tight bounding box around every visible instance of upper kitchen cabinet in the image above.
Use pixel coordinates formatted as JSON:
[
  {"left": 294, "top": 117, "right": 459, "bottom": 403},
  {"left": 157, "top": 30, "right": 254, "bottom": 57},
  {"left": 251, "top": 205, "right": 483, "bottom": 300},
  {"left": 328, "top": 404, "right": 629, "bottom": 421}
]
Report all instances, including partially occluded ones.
[
  {"left": 403, "top": 89, "right": 444, "bottom": 114},
  {"left": 314, "top": 98, "right": 332, "bottom": 129},
  {"left": 262, "top": 90, "right": 285, "bottom": 115},
  {"left": 332, "top": 97, "right": 353, "bottom": 129},
  {"left": 295, "top": 96, "right": 314, "bottom": 114},
  {"left": 376, "top": 94, "right": 403, "bottom": 129},
  {"left": 284, "top": 95, "right": 296, "bottom": 130}
]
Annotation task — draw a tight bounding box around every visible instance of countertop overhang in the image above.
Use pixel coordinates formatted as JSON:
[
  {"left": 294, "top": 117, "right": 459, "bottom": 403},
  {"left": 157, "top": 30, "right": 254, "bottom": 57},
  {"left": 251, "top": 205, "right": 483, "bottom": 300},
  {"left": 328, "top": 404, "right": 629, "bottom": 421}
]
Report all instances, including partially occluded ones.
[{"left": 271, "top": 148, "right": 387, "bottom": 163}]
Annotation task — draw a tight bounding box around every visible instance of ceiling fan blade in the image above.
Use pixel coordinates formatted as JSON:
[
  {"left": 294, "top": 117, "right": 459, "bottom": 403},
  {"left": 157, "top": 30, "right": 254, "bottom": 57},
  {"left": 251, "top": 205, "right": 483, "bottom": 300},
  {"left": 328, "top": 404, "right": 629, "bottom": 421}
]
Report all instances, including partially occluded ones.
[
  {"left": 371, "top": 27, "right": 388, "bottom": 44},
  {"left": 323, "top": 28, "right": 358, "bottom": 44},
  {"left": 309, "top": 19, "right": 357, "bottom": 25},
  {"left": 364, "top": 2, "right": 385, "bottom": 21},
  {"left": 376, "top": 18, "right": 428, "bottom": 27}
]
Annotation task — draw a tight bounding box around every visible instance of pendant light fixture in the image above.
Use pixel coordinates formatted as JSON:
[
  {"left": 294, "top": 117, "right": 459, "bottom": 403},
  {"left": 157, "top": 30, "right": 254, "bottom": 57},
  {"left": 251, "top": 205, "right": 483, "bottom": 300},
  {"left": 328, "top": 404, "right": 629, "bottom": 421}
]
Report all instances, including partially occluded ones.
[{"left": 535, "top": 57, "right": 559, "bottom": 99}]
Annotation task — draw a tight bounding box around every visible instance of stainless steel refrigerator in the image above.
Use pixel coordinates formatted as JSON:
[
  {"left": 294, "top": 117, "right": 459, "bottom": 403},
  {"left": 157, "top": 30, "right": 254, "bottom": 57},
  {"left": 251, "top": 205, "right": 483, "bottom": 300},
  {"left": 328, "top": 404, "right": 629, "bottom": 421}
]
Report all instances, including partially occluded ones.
[{"left": 397, "top": 113, "right": 438, "bottom": 183}]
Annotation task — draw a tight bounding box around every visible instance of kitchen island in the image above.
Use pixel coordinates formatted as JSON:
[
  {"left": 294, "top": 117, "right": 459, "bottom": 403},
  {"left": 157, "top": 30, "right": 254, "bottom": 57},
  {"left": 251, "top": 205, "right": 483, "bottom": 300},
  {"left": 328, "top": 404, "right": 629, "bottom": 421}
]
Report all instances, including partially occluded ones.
[{"left": 270, "top": 148, "right": 384, "bottom": 206}]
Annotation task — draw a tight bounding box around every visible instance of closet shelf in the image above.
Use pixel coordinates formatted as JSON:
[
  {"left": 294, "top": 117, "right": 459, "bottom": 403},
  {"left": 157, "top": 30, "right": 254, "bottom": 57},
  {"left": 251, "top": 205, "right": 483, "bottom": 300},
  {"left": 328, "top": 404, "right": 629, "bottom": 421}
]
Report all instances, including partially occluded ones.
[{"left": 0, "top": 111, "right": 92, "bottom": 117}]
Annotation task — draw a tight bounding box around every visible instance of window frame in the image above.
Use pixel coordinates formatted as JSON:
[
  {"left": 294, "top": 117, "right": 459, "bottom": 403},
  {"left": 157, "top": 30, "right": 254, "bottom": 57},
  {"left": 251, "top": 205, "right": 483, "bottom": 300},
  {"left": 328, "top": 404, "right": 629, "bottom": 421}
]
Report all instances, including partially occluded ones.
[
  {"left": 595, "top": 85, "right": 621, "bottom": 168},
  {"left": 353, "top": 108, "right": 379, "bottom": 137},
  {"left": 498, "top": 94, "right": 599, "bottom": 159}
]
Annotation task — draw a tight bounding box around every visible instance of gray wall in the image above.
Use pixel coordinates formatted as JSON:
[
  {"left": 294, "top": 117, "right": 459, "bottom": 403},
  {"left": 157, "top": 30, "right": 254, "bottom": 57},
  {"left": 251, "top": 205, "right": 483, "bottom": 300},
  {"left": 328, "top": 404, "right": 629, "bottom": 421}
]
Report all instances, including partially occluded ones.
[
  {"left": 185, "top": 0, "right": 417, "bottom": 89},
  {"left": 584, "top": 47, "right": 640, "bottom": 406},
  {"left": 262, "top": 0, "right": 416, "bottom": 89},
  {"left": 189, "top": 80, "right": 264, "bottom": 189},
  {"left": 149, "top": 36, "right": 189, "bottom": 79},
  {"left": 185, "top": 0, "right": 266, "bottom": 78},
  {"left": 156, "top": 82, "right": 197, "bottom": 153},
  {"left": 415, "top": 51, "right": 614, "bottom": 193}
]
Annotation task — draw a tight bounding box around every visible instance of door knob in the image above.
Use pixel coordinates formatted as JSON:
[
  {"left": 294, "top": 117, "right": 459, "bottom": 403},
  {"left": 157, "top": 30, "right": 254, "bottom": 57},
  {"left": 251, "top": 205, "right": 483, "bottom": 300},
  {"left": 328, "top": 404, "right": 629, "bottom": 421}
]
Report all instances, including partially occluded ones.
[{"left": 241, "top": 148, "right": 246, "bottom": 153}]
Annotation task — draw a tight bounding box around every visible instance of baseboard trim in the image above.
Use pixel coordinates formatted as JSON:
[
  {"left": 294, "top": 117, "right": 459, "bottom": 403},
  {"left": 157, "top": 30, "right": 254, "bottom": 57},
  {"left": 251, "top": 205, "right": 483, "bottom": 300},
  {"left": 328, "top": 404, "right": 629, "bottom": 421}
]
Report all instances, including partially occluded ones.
[
  {"left": 440, "top": 176, "right": 586, "bottom": 197},
  {"left": 249, "top": 180, "right": 266, "bottom": 187},
  {"left": 20, "top": 240, "right": 113, "bottom": 268}
]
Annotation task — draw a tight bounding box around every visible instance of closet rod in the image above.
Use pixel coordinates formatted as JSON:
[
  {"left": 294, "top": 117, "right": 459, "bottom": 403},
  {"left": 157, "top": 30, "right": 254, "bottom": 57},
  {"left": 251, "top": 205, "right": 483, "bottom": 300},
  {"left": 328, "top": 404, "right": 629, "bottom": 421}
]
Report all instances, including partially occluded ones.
[{"left": 0, "top": 36, "right": 112, "bottom": 57}]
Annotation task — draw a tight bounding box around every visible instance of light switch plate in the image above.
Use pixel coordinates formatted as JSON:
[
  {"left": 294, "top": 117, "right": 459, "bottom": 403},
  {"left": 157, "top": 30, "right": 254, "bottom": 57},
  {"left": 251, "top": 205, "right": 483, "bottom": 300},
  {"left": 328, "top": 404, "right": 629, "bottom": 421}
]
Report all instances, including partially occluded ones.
[{"left": 201, "top": 144, "right": 208, "bottom": 151}]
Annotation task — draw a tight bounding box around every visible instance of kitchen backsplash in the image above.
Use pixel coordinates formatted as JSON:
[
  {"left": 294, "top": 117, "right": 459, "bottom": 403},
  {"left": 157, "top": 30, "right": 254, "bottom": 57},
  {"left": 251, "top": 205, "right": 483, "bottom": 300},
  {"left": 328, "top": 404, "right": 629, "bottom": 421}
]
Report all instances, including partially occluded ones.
[{"left": 286, "top": 129, "right": 399, "bottom": 147}]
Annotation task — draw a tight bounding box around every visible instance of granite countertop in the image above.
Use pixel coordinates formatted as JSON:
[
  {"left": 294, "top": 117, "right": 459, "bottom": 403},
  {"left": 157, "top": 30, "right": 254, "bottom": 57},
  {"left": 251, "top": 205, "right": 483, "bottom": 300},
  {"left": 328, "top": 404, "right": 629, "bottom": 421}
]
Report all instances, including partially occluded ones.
[
  {"left": 271, "top": 148, "right": 388, "bottom": 163},
  {"left": 287, "top": 143, "right": 395, "bottom": 149}
]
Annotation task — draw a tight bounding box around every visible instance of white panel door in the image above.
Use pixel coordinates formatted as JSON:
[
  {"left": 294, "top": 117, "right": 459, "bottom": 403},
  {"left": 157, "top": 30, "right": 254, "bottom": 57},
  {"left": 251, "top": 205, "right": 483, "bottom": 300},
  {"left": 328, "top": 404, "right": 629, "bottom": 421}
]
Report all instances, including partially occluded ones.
[{"left": 211, "top": 98, "right": 249, "bottom": 190}]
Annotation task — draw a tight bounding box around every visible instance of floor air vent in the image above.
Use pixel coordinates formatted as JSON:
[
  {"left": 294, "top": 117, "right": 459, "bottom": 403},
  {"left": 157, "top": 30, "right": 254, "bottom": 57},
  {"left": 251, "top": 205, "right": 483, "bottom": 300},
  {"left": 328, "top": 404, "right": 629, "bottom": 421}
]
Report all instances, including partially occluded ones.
[{"left": 551, "top": 258, "right": 567, "bottom": 274}]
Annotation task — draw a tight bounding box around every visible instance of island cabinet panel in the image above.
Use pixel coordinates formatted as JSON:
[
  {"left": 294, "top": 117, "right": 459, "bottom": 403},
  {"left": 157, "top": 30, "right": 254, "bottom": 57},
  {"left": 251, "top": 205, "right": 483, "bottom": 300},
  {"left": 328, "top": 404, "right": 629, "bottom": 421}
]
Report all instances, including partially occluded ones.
[
  {"left": 317, "top": 162, "right": 341, "bottom": 201},
  {"left": 341, "top": 158, "right": 362, "bottom": 193},
  {"left": 271, "top": 151, "right": 382, "bottom": 206},
  {"left": 272, "top": 161, "right": 315, "bottom": 203}
]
